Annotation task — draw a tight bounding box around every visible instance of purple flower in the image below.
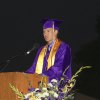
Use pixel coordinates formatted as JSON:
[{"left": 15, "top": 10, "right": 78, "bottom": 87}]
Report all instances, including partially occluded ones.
[{"left": 28, "top": 88, "right": 35, "bottom": 92}]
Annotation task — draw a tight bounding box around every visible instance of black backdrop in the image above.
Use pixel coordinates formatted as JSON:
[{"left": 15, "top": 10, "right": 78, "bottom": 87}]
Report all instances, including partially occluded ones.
[{"left": 0, "top": 0, "right": 100, "bottom": 99}]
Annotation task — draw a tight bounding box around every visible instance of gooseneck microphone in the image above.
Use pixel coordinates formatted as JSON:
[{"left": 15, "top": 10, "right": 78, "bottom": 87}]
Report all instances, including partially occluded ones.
[
  {"left": 25, "top": 43, "right": 39, "bottom": 55},
  {"left": 0, "top": 43, "right": 40, "bottom": 72}
]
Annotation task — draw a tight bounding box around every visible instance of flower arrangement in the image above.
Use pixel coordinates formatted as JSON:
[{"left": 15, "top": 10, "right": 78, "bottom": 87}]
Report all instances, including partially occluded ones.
[{"left": 9, "top": 66, "right": 91, "bottom": 100}]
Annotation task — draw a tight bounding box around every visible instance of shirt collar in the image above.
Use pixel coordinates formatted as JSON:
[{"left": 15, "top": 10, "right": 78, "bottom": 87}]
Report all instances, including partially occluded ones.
[{"left": 48, "top": 40, "right": 55, "bottom": 51}]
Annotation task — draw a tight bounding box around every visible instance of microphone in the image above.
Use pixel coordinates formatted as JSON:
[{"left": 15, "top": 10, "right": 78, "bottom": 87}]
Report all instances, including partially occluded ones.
[{"left": 25, "top": 43, "right": 39, "bottom": 55}]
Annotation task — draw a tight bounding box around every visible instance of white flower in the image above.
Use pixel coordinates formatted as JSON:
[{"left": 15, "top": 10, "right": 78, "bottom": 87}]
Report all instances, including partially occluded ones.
[
  {"left": 35, "top": 98, "right": 41, "bottom": 100},
  {"left": 24, "top": 94, "right": 29, "bottom": 99},
  {"left": 35, "top": 93, "right": 42, "bottom": 98},
  {"left": 54, "top": 92, "right": 58, "bottom": 98},
  {"left": 29, "top": 97, "right": 38, "bottom": 100},
  {"left": 35, "top": 88, "right": 40, "bottom": 92},
  {"left": 48, "top": 83, "right": 53, "bottom": 87},
  {"left": 42, "top": 87, "right": 47, "bottom": 92},
  {"left": 49, "top": 90, "right": 55, "bottom": 95},
  {"left": 42, "top": 92, "right": 49, "bottom": 97},
  {"left": 24, "top": 92, "right": 34, "bottom": 99},
  {"left": 51, "top": 79, "right": 58, "bottom": 83}
]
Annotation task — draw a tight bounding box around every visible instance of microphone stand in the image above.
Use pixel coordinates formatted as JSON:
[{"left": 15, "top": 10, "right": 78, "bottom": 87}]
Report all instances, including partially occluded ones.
[
  {"left": 0, "top": 52, "right": 33, "bottom": 88},
  {"left": 0, "top": 52, "right": 28, "bottom": 72},
  {"left": 0, "top": 43, "right": 40, "bottom": 72}
]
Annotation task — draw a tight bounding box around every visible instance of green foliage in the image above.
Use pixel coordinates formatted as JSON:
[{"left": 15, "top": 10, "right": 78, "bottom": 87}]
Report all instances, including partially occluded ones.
[
  {"left": 71, "top": 66, "right": 92, "bottom": 81},
  {"left": 62, "top": 66, "right": 92, "bottom": 93},
  {"left": 9, "top": 83, "right": 25, "bottom": 100}
]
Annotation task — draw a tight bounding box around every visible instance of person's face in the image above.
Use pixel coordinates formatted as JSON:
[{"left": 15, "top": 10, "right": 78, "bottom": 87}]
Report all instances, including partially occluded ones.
[{"left": 43, "top": 28, "right": 58, "bottom": 43}]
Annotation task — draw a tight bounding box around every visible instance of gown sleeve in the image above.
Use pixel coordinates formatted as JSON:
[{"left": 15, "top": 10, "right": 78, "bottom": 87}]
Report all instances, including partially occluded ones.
[{"left": 43, "top": 44, "right": 72, "bottom": 81}]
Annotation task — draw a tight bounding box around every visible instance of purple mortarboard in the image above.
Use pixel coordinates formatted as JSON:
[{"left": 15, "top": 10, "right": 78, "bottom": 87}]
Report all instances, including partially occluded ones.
[{"left": 41, "top": 19, "right": 63, "bottom": 30}]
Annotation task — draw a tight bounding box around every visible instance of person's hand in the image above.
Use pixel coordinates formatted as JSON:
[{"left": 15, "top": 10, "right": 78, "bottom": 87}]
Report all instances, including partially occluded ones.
[
  {"left": 41, "top": 74, "right": 46, "bottom": 76},
  {"left": 22, "top": 72, "right": 26, "bottom": 74},
  {"left": 37, "top": 73, "right": 46, "bottom": 77}
]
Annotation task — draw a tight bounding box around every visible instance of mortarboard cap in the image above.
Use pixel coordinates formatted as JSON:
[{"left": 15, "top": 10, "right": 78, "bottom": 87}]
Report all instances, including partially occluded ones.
[{"left": 41, "top": 18, "right": 63, "bottom": 30}]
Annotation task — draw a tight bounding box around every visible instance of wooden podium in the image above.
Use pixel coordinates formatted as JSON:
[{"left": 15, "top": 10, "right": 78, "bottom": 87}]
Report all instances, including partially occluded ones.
[{"left": 0, "top": 72, "right": 48, "bottom": 100}]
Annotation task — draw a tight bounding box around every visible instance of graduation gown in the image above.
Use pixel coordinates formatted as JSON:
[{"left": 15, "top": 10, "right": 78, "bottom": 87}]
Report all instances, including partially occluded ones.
[{"left": 25, "top": 40, "right": 72, "bottom": 81}]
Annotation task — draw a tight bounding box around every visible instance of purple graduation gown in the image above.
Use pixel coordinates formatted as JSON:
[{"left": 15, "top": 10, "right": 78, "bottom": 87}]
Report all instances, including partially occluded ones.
[{"left": 25, "top": 41, "right": 72, "bottom": 81}]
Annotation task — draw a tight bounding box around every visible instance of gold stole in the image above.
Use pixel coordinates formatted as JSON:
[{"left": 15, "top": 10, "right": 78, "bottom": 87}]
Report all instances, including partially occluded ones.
[{"left": 35, "top": 39, "right": 62, "bottom": 74}]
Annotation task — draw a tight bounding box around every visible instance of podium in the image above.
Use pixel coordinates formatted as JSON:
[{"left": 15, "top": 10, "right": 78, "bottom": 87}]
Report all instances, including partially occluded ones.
[{"left": 0, "top": 72, "right": 48, "bottom": 100}]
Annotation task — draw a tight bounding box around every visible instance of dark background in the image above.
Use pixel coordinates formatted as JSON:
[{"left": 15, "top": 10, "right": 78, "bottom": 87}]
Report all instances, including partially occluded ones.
[{"left": 0, "top": 0, "right": 100, "bottom": 99}]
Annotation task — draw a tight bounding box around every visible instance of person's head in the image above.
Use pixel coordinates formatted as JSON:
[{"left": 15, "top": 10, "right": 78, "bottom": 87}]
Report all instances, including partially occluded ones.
[
  {"left": 43, "top": 27, "right": 58, "bottom": 43},
  {"left": 41, "top": 19, "right": 62, "bottom": 44}
]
